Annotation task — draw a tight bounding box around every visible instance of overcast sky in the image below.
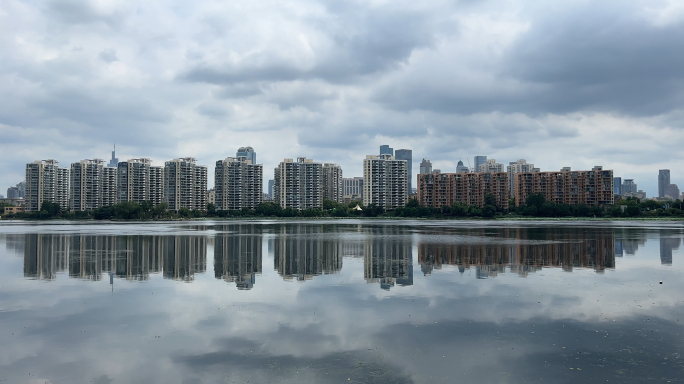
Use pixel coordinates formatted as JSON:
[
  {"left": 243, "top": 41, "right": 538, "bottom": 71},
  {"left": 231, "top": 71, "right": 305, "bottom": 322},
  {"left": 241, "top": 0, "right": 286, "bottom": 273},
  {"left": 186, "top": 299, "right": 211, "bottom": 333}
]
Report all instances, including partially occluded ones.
[{"left": 2, "top": 0, "right": 684, "bottom": 196}]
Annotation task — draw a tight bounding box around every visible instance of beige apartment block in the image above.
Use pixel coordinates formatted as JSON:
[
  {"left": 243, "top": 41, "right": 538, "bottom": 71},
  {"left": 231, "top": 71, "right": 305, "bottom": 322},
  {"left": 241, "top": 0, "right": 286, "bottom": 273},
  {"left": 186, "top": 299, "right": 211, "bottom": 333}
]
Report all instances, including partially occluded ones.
[
  {"left": 25, "top": 160, "right": 69, "bottom": 212},
  {"left": 322, "top": 163, "right": 343, "bottom": 203},
  {"left": 363, "top": 154, "right": 408, "bottom": 209},
  {"left": 214, "top": 156, "right": 263, "bottom": 211},
  {"left": 273, "top": 157, "right": 323, "bottom": 210},
  {"left": 418, "top": 172, "right": 509, "bottom": 209},
  {"left": 70, "top": 159, "right": 108, "bottom": 211},
  {"left": 515, "top": 166, "right": 614, "bottom": 207},
  {"left": 164, "top": 157, "right": 207, "bottom": 211}
]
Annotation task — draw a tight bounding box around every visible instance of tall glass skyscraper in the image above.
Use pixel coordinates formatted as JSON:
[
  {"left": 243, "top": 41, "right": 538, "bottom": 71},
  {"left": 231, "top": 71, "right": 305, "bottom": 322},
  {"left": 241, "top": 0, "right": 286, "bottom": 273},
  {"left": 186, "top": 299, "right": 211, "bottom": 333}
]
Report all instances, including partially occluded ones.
[
  {"left": 379, "top": 145, "right": 394, "bottom": 156},
  {"left": 658, "top": 169, "right": 670, "bottom": 198}
]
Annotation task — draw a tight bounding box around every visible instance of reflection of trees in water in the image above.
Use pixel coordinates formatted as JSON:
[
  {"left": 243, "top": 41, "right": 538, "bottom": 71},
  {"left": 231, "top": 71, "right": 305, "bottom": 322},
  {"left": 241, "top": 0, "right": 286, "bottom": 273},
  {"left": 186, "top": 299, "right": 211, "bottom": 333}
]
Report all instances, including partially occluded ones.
[
  {"left": 214, "top": 224, "right": 262, "bottom": 290},
  {"left": 23, "top": 234, "right": 206, "bottom": 281},
  {"left": 418, "top": 227, "right": 616, "bottom": 277},
  {"left": 273, "top": 224, "right": 343, "bottom": 281}
]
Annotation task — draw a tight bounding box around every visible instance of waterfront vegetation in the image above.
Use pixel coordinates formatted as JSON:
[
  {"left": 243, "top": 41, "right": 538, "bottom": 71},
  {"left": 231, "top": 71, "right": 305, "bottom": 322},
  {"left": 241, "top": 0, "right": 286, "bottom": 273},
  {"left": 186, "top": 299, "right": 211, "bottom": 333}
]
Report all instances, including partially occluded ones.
[{"left": 3, "top": 194, "right": 684, "bottom": 220}]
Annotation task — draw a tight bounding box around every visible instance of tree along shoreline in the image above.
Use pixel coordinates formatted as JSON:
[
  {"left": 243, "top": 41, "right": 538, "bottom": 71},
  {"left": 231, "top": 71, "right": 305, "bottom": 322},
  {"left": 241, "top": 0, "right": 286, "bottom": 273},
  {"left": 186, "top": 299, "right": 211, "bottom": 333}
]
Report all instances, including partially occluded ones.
[{"left": 3, "top": 194, "right": 684, "bottom": 221}]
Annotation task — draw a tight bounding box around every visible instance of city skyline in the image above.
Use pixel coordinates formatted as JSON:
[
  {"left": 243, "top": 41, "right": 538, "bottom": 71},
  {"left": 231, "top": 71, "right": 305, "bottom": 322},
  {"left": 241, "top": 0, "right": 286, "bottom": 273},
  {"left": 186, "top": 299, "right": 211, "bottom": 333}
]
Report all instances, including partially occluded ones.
[{"left": 1, "top": 1, "right": 683, "bottom": 198}]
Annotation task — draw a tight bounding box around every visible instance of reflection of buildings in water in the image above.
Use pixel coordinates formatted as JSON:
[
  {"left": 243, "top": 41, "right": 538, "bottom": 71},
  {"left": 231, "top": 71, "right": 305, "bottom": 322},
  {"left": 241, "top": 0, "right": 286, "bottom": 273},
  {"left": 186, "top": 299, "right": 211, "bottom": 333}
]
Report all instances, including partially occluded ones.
[
  {"left": 162, "top": 236, "right": 207, "bottom": 282},
  {"left": 24, "top": 234, "right": 69, "bottom": 280},
  {"left": 273, "top": 225, "right": 343, "bottom": 281},
  {"left": 364, "top": 227, "right": 413, "bottom": 290},
  {"left": 342, "top": 242, "right": 365, "bottom": 258},
  {"left": 214, "top": 226, "right": 262, "bottom": 290},
  {"left": 613, "top": 229, "right": 648, "bottom": 256},
  {"left": 22, "top": 234, "right": 206, "bottom": 281},
  {"left": 5, "top": 234, "right": 26, "bottom": 255},
  {"left": 660, "top": 237, "right": 681, "bottom": 265},
  {"left": 418, "top": 228, "right": 616, "bottom": 277}
]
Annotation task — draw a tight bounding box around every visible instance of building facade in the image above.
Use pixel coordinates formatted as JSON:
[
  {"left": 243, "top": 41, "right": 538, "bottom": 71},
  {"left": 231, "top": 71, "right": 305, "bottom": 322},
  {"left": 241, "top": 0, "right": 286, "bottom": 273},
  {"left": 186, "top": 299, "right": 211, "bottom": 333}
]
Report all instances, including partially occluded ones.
[
  {"left": 456, "top": 160, "right": 469, "bottom": 173},
  {"left": 164, "top": 158, "right": 207, "bottom": 211},
  {"left": 658, "top": 170, "right": 671, "bottom": 198},
  {"left": 273, "top": 157, "right": 323, "bottom": 210},
  {"left": 379, "top": 145, "right": 394, "bottom": 156},
  {"left": 515, "top": 166, "right": 614, "bottom": 207},
  {"left": 363, "top": 154, "right": 408, "bottom": 209},
  {"left": 25, "top": 160, "right": 69, "bottom": 212},
  {"left": 418, "top": 172, "right": 509, "bottom": 209},
  {"left": 613, "top": 177, "right": 622, "bottom": 195},
  {"left": 479, "top": 158, "right": 504, "bottom": 173},
  {"left": 70, "top": 159, "right": 107, "bottom": 211},
  {"left": 474, "top": 156, "right": 487, "bottom": 172},
  {"left": 117, "top": 158, "right": 163, "bottom": 205},
  {"left": 419, "top": 158, "right": 432, "bottom": 175},
  {"left": 507, "top": 159, "right": 538, "bottom": 196},
  {"left": 395, "top": 149, "right": 413, "bottom": 193},
  {"left": 622, "top": 179, "right": 637, "bottom": 194},
  {"left": 322, "top": 163, "right": 343, "bottom": 203},
  {"left": 214, "top": 156, "right": 263, "bottom": 210},
  {"left": 236, "top": 146, "right": 256, "bottom": 164}
]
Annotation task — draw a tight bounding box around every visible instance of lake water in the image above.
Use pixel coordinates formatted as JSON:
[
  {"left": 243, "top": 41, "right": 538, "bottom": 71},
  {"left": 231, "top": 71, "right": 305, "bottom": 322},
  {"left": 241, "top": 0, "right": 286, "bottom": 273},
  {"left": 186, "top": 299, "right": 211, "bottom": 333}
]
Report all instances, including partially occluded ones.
[{"left": 1, "top": 220, "right": 683, "bottom": 383}]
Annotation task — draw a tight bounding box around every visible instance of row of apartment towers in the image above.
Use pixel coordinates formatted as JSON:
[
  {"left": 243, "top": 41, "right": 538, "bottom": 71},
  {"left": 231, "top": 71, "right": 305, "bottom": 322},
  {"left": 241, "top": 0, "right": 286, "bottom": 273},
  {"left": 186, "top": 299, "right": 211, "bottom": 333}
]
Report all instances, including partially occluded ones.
[{"left": 24, "top": 147, "right": 412, "bottom": 212}]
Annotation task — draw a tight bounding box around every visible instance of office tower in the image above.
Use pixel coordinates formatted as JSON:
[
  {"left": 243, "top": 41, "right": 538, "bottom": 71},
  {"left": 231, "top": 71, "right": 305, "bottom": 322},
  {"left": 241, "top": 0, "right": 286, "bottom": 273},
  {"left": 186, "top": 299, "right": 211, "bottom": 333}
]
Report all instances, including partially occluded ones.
[
  {"left": 273, "top": 157, "right": 323, "bottom": 210},
  {"left": 343, "top": 177, "right": 364, "bottom": 202},
  {"left": 622, "top": 179, "right": 637, "bottom": 194},
  {"left": 418, "top": 172, "right": 509, "bottom": 209},
  {"left": 322, "top": 163, "right": 343, "bottom": 203},
  {"left": 664, "top": 184, "right": 680, "bottom": 200},
  {"left": 70, "top": 159, "right": 107, "bottom": 211},
  {"left": 456, "top": 160, "right": 469, "bottom": 173},
  {"left": 379, "top": 145, "right": 394, "bottom": 156},
  {"left": 268, "top": 179, "right": 274, "bottom": 200},
  {"left": 164, "top": 158, "right": 208, "bottom": 211},
  {"left": 214, "top": 156, "right": 263, "bottom": 210},
  {"left": 395, "top": 149, "right": 413, "bottom": 193},
  {"left": 117, "top": 158, "right": 163, "bottom": 205},
  {"left": 658, "top": 169, "right": 670, "bottom": 198},
  {"left": 25, "top": 160, "right": 69, "bottom": 212},
  {"left": 507, "top": 159, "right": 538, "bottom": 196},
  {"left": 236, "top": 146, "right": 256, "bottom": 164},
  {"left": 474, "top": 156, "right": 487, "bottom": 172},
  {"left": 613, "top": 177, "right": 622, "bottom": 195},
  {"left": 479, "top": 158, "right": 504, "bottom": 173},
  {"left": 108, "top": 145, "right": 119, "bottom": 168},
  {"left": 419, "top": 158, "right": 432, "bottom": 175},
  {"left": 7, "top": 181, "right": 26, "bottom": 199},
  {"left": 515, "top": 166, "right": 614, "bottom": 206},
  {"left": 363, "top": 154, "right": 408, "bottom": 209}
]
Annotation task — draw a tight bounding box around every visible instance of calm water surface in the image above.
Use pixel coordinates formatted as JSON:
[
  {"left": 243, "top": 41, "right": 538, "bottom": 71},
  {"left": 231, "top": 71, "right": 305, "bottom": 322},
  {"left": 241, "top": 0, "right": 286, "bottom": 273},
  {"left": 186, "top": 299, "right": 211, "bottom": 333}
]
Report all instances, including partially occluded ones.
[{"left": 1, "top": 220, "right": 683, "bottom": 383}]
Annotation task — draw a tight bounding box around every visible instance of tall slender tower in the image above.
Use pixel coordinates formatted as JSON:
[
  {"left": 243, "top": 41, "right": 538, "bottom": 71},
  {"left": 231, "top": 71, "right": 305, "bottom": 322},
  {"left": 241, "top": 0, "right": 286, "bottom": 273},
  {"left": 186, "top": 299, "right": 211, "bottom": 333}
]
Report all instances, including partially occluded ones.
[{"left": 658, "top": 170, "right": 671, "bottom": 198}]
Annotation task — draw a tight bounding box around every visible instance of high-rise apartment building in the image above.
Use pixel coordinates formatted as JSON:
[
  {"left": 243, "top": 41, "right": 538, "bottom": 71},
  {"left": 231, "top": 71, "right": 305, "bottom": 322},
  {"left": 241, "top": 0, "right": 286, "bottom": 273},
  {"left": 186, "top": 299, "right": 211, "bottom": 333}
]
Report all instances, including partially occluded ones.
[
  {"left": 507, "top": 159, "right": 538, "bottom": 195},
  {"left": 613, "top": 177, "right": 622, "bottom": 195},
  {"left": 214, "top": 156, "right": 263, "bottom": 210},
  {"left": 363, "top": 154, "right": 408, "bottom": 209},
  {"left": 419, "top": 158, "right": 432, "bottom": 175},
  {"left": 273, "top": 157, "right": 323, "bottom": 210},
  {"left": 70, "top": 159, "right": 110, "bottom": 211},
  {"left": 164, "top": 158, "right": 207, "bottom": 211},
  {"left": 117, "top": 158, "right": 163, "bottom": 205},
  {"left": 658, "top": 170, "right": 671, "bottom": 198},
  {"left": 343, "top": 177, "right": 364, "bottom": 196},
  {"left": 322, "top": 163, "right": 343, "bottom": 203},
  {"left": 418, "top": 172, "right": 509, "bottom": 209},
  {"left": 515, "top": 166, "right": 613, "bottom": 207},
  {"left": 379, "top": 145, "right": 394, "bottom": 156},
  {"left": 395, "top": 149, "right": 413, "bottom": 193},
  {"left": 479, "top": 158, "right": 504, "bottom": 173},
  {"left": 268, "top": 179, "right": 274, "bottom": 200},
  {"left": 474, "top": 156, "right": 487, "bottom": 172},
  {"left": 236, "top": 146, "right": 256, "bottom": 165},
  {"left": 25, "top": 160, "right": 69, "bottom": 212}
]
